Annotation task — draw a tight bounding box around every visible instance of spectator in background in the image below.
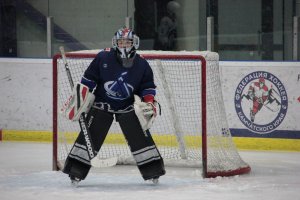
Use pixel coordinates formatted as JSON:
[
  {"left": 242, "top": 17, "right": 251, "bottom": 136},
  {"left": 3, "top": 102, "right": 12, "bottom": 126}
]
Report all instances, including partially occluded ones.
[{"left": 153, "top": 1, "right": 180, "bottom": 50}]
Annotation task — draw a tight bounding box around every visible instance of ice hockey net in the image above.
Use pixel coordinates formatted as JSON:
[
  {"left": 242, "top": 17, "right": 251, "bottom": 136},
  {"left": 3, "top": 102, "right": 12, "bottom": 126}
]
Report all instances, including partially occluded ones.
[{"left": 52, "top": 50, "right": 251, "bottom": 178}]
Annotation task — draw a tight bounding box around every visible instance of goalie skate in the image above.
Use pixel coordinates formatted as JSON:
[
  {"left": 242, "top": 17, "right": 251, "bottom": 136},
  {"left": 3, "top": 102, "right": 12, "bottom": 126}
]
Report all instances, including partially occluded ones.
[
  {"left": 152, "top": 177, "right": 159, "bottom": 185},
  {"left": 70, "top": 175, "right": 81, "bottom": 187}
]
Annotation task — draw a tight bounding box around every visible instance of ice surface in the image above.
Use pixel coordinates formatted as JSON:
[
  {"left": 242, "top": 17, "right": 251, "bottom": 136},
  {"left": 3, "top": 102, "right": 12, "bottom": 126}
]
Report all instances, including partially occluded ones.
[{"left": 0, "top": 142, "right": 299, "bottom": 200}]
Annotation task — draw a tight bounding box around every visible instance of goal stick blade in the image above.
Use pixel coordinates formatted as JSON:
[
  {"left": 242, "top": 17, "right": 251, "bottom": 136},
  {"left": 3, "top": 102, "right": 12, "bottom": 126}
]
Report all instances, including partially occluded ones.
[{"left": 90, "top": 157, "right": 118, "bottom": 168}]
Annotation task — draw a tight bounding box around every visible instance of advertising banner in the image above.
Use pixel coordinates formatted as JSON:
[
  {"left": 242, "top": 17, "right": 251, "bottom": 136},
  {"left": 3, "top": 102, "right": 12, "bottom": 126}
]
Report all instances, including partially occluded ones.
[{"left": 221, "top": 61, "right": 300, "bottom": 140}]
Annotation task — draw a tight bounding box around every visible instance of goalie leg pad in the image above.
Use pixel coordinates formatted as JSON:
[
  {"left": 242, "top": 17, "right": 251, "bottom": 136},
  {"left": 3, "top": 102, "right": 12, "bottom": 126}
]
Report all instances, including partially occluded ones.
[
  {"left": 63, "top": 157, "right": 90, "bottom": 180},
  {"left": 116, "top": 111, "right": 165, "bottom": 180},
  {"left": 63, "top": 107, "right": 114, "bottom": 179},
  {"left": 87, "top": 107, "right": 114, "bottom": 151}
]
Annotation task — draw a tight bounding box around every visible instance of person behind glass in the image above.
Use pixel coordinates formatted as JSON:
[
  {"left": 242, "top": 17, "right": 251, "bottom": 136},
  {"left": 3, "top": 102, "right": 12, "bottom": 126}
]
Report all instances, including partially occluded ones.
[
  {"left": 62, "top": 27, "right": 166, "bottom": 185},
  {"left": 153, "top": 1, "right": 180, "bottom": 50}
]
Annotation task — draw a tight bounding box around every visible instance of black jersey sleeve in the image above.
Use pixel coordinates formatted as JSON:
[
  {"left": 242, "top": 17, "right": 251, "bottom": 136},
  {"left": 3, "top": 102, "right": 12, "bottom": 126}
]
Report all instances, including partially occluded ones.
[
  {"left": 139, "top": 59, "right": 156, "bottom": 98},
  {"left": 81, "top": 52, "right": 102, "bottom": 91}
]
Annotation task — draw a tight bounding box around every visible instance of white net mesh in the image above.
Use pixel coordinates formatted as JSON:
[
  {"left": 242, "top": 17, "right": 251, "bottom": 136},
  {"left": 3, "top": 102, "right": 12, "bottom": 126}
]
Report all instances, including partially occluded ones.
[{"left": 54, "top": 50, "right": 250, "bottom": 177}]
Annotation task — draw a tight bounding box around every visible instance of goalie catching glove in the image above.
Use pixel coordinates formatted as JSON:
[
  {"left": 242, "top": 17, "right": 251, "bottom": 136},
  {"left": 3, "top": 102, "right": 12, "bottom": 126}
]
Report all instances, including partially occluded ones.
[
  {"left": 134, "top": 94, "right": 159, "bottom": 131},
  {"left": 61, "top": 82, "right": 95, "bottom": 121}
]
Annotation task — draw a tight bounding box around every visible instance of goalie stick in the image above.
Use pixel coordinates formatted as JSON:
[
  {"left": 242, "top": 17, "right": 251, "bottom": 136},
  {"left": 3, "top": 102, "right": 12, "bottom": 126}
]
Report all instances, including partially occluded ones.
[{"left": 59, "top": 46, "right": 118, "bottom": 168}]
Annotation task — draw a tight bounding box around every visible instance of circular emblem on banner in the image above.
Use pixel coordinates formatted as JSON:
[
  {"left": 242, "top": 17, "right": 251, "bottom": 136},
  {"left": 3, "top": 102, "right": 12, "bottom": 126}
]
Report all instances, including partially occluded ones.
[{"left": 234, "top": 71, "right": 288, "bottom": 134}]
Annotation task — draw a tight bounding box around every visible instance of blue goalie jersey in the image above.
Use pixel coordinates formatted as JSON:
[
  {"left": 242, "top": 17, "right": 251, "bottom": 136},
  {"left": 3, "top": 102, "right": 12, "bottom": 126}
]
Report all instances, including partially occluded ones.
[{"left": 81, "top": 48, "right": 156, "bottom": 113}]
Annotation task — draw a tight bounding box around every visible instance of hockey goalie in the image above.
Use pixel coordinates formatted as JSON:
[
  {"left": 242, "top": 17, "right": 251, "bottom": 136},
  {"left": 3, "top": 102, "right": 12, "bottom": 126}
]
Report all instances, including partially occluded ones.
[{"left": 60, "top": 27, "right": 165, "bottom": 186}]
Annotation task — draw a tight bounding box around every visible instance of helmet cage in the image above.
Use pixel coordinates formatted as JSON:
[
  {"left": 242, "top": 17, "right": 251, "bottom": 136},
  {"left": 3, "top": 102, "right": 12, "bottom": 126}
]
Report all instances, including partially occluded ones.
[{"left": 112, "top": 28, "right": 139, "bottom": 60}]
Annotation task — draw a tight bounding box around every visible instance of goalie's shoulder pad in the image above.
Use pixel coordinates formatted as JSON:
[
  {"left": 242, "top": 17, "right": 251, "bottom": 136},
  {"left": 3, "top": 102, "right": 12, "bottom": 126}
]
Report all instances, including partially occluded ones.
[{"left": 61, "top": 82, "right": 95, "bottom": 121}]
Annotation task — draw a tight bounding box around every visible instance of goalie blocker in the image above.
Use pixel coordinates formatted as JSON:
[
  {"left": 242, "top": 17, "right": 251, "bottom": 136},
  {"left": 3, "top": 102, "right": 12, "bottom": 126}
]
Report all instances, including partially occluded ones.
[
  {"left": 61, "top": 82, "right": 95, "bottom": 121},
  {"left": 63, "top": 106, "right": 165, "bottom": 181}
]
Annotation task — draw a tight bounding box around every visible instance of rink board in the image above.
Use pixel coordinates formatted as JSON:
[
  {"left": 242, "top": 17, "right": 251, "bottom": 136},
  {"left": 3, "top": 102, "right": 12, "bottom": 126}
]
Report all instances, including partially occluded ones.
[
  {"left": 1, "top": 58, "right": 300, "bottom": 151},
  {"left": 1, "top": 129, "right": 300, "bottom": 151}
]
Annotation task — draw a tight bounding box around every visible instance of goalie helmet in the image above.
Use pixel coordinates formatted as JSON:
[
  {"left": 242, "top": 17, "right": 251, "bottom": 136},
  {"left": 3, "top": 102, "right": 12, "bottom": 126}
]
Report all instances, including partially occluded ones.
[{"left": 112, "top": 27, "right": 139, "bottom": 68}]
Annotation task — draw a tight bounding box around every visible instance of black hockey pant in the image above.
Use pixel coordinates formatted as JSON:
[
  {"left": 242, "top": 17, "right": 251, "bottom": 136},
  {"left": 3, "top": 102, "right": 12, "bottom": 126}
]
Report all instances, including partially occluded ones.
[
  {"left": 116, "top": 110, "right": 166, "bottom": 180},
  {"left": 62, "top": 107, "right": 114, "bottom": 180},
  {"left": 63, "top": 107, "right": 165, "bottom": 180}
]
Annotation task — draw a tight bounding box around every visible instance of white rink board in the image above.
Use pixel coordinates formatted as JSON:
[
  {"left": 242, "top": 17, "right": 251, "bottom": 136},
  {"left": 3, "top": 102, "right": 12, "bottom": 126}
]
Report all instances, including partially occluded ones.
[
  {"left": 0, "top": 58, "right": 52, "bottom": 130},
  {"left": 0, "top": 58, "right": 299, "bottom": 135}
]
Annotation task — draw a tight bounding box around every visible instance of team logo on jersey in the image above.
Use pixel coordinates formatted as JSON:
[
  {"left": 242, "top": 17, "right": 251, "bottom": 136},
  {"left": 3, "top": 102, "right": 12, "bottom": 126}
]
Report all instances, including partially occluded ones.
[
  {"left": 104, "top": 72, "right": 134, "bottom": 100},
  {"left": 234, "top": 71, "right": 288, "bottom": 134}
]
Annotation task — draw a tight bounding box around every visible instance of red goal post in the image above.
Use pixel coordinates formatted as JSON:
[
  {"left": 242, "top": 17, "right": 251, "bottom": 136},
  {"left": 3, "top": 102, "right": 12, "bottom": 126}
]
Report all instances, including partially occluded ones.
[{"left": 52, "top": 50, "right": 251, "bottom": 178}]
